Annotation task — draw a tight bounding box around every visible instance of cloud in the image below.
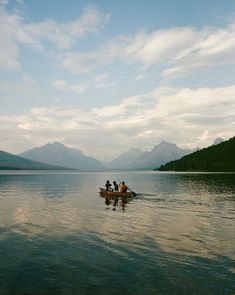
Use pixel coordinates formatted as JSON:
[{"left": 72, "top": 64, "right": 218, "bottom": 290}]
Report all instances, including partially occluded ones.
[
  {"left": 135, "top": 72, "right": 153, "bottom": 80},
  {"left": 121, "top": 24, "right": 235, "bottom": 77},
  {"left": 1, "top": 1, "right": 235, "bottom": 78},
  {"left": 1, "top": 85, "right": 235, "bottom": 159},
  {"left": 51, "top": 74, "right": 115, "bottom": 93},
  {"left": 64, "top": 5, "right": 110, "bottom": 38},
  {"left": 52, "top": 80, "right": 89, "bottom": 93},
  {"left": 62, "top": 41, "right": 120, "bottom": 73},
  {"left": 93, "top": 73, "right": 116, "bottom": 88},
  {"left": 122, "top": 28, "right": 202, "bottom": 66},
  {"left": 162, "top": 24, "right": 235, "bottom": 77},
  {"left": 61, "top": 23, "right": 235, "bottom": 77},
  {"left": 21, "top": 5, "right": 110, "bottom": 50},
  {"left": 0, "top": 5, "right": 22, "bottom": 69},
  {"left": 0, "top": 4, "right": 109, "bottom": 70}
]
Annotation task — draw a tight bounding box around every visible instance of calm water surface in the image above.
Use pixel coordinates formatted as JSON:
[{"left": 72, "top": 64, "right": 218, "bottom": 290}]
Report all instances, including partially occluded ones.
[{"left": 0, "top": 171, "right": 234, "bottom": 295}]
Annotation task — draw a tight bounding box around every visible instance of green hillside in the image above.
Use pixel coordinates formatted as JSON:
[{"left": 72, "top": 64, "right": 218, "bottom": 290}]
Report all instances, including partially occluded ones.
[
  {"left": 157, "top": 137, "right": 235, "bottom": 172},
  {"left": 0, "top": 150, "right": 68, "bottom": 170}
]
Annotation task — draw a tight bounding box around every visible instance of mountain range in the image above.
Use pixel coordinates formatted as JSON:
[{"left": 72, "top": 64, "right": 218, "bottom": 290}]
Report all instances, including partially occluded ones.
[
  {"left": 1, "top": 138, "right": 227, "bottom": 171},
  {"left": 20, "top": 141, "right": 192, "bottom": 171},
  {"left": 107, "top": 141, "right": 191, "bottom": 170}
]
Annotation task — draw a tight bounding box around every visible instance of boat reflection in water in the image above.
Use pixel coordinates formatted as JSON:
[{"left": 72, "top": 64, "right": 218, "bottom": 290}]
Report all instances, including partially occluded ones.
[{"left": 99, "top": 187, "right": 136, "bottom": 211}]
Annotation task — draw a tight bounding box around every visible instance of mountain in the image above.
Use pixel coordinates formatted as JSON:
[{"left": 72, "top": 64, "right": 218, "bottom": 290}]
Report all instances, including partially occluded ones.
[
  {"left": 107, "top": 141, "right": 191, "bottom": 170},
  {"left": 157, "top": 137, "right": 235, "bottom": 172},
  {"left": 20, "top": 142, "right": 104, "bottom": 171},
  {"left": 213, "top": 137, "right": 224, "bottom": 145},
  {"left": 132, "top": 141, "right": 191, "bottom": 170},
  {"left": 0, "top": 150, "right": 67, "bottom": 170},
  {"left": 106, "top": 148, "right": 144, "bottom": 169}
]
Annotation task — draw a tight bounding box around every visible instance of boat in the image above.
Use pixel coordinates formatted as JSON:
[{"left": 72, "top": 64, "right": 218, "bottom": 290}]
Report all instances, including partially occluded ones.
[{"left": 99, "top": 188, "right": 136, "bottom": 198}]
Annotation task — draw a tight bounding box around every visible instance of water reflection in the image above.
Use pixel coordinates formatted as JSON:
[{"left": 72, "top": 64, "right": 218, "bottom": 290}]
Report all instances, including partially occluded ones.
[
  {"left": 0, "top": 171, "right": 234, "bottom": 294},
  {"left": 101, "top": 195, "right": 132, "bottom": 212}
]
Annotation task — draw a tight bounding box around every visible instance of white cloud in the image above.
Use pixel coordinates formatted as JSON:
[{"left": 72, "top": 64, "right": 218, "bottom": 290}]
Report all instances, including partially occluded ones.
[
  {"left": 52, "top": 80, "right": 89, "bottom": 93},
  {"left": 122, "top": 28, "right": 202, "bottom": 66},
  {"left": 51, "top": 80, "right": 69, "bottom": 92},
  {"left": 22, "top": 6, "right": 110, "bottom": 50},
  {"left": 162, "top": 25, "right": 235, "bottom": 77},
  {"left": 0, "top": 4, "right": 109, "bottom": 70},
  {"left": 1, "top": 85, "right": 234, "bottom": 159},
  {"left": 0, "top": 75, "right": 41, "bottom": 100},
  {"left": 1, "top": 1, "right": 235, "bottom": 78},
  {"left": 93, "top": 73, "right": 116, "bottom": 88},
  {"left": 61, "top": 23, "right": 235, "bottom": 77},
  {"left": 135, "top": 72, "right": 152, "bottom": 80},
  {"left": 51, "top": 74, "right": 115, "bottom": 93},
  {"left": 123, "top": 24, "right": 235, "bottom": 77},
  {"left": 0, "top": 6, "right": 22, "bottom": 69},
  {"left": 62, "top": 41, "right": 119, "bottom": 73},
  {"left": 64, "top": 5, "right": 110, "bottom": 38}
]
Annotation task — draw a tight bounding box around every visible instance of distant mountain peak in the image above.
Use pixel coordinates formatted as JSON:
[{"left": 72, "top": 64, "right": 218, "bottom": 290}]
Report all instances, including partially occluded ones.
[
  {"left": 213, "top": 137, "right": 224, "bottom": 145},
  {"left": 51, "top": 141, "right": 64, "bottom": 145},
  {"left": 152, "top": 141, "right": 178, "bottom": 151},
  {"left": 20, "top": 142, "right": 104, "bottom": 171},
  {"left": 106, "top": 141, "right": 191, "bottom": 170},
  {"left": 48, "top": 142, "right": 66, "bottom": 148},
  {"left": 158, "top": 140, "right": 175, "bottom": 146},
  {"left": 106, "top": 147, "right": 144, "bottom": 169}
]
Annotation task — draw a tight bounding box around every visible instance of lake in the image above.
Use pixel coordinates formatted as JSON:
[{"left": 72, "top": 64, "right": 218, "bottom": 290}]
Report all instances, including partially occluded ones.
[{"left": 0, "top": 171, "right": 234, "bottom": 295}]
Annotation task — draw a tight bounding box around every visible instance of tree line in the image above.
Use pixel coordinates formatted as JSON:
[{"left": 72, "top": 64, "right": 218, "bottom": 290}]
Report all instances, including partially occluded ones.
[{"left": 157, "top": 137, "right": 235, "bottom": 172}]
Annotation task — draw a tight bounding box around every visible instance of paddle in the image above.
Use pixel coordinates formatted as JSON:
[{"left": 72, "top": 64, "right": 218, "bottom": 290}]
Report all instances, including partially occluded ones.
[{"left": 130, "top": 190, "right": 137, "bottom": 197}]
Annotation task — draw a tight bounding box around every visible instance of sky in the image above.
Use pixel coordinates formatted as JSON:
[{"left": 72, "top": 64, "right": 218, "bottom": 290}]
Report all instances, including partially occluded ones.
[{"left": 1, "top": 0, "right": 235, "bottom": 161}]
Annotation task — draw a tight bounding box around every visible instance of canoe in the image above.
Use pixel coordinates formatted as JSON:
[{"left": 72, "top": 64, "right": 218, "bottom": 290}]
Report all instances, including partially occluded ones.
[{"left": 99, "top": 188, "right": 135, "bottom": 198}]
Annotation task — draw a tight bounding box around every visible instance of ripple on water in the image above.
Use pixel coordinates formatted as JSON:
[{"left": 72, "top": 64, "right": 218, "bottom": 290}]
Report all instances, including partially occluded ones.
[{"left": 0, "top": 172, "right": 235, "bottom": 295}]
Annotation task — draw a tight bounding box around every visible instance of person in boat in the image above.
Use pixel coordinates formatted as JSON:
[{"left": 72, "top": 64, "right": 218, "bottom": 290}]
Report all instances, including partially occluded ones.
[
  {"left": 105, "top": 180, "right": 112, "bottom": 191},
  {"left": 113, "top": 181, "right": 119, "bottom": 192},
  {"left": 120, "top": 181, "right": 129, "bottom": 193}
]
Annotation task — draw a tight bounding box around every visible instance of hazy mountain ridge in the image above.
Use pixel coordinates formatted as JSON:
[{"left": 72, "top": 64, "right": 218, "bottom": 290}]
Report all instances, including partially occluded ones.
[
  {"left": 157, "top": 137, "right": 235, "bottom": 172},
  {"left": 19, "top": 141, "right": 192, "bottom": 171},
  {"left": 2, "top": 137, "right": 227, "bottom": 171},
  {"left": 0, "top": 150, "right": 67, "bottom": 170},
  {"left": 132, "top": 141, "right": 192, "bottom": 169},
  {"left": 20, "top": 142, "right": 104, "bottom": 171},
  {"left": 106, "top": 148, "right": 144, "bottom": 169},
  {"left": 106, "top": 141, "right": 192, "bottom": 170}
]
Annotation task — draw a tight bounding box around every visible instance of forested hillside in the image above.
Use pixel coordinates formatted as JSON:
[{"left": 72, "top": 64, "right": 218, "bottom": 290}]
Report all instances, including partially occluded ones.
[{"left": 157, "top": 137, "right": 235, "bottom": 172}]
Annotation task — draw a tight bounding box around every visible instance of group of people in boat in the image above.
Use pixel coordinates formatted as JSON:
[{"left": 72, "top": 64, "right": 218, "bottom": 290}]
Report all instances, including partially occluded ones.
[
  {"left": 105, "top": 180, "right": 129, "bottom": 193},
  {"left": 104, "top": 180, "right": 130, "bottom": 211}
]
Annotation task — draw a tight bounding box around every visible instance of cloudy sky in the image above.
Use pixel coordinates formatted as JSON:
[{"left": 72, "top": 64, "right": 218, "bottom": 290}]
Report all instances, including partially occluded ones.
[{"left": 1, "top": 0, "right": 235, "bottom": 161}]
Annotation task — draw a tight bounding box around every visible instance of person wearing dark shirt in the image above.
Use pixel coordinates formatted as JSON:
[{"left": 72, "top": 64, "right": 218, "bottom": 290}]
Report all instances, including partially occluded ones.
[
  {"left": 113, "top": 181, "right": 119, "bottom": 191},
  {"left": 105, "top": 180, "right": 112, "bottom": 191},
  {"left": 112, "top": 181, "right": 119, "bottom": 210}
]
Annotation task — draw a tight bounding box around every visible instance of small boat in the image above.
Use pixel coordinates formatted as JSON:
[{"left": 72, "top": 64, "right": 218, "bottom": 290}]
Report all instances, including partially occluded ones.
[{"left": 99, "top": 188, "right": 136, "bottom": 198}]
